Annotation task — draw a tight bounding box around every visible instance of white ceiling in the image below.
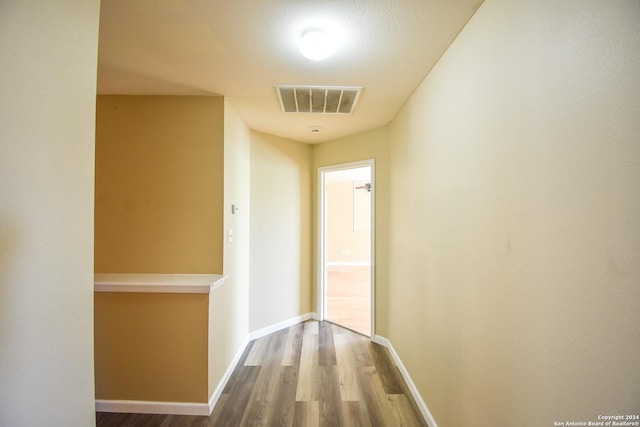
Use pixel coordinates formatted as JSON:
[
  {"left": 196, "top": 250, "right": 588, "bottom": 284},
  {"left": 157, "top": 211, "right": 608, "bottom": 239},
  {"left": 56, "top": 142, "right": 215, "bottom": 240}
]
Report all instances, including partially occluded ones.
[
  {"left": 326, "top": 166, "right": 371, "bottom": 182},
  {"left": 97, "top": 0, "right": 481, "bottom": 144}
]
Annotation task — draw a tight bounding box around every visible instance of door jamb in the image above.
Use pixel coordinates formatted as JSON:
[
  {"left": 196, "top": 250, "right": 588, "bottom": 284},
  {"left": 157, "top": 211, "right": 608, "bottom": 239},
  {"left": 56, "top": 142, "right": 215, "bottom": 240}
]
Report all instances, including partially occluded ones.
[{"left": 317, "top": 159, "right": 375, "bottom": 338}]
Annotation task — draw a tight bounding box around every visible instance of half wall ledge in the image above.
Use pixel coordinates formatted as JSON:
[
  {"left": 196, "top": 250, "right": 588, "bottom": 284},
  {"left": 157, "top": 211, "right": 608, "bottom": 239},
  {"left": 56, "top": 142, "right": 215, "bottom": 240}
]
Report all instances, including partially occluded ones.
[{"left": 94, "top": 273, "right": 228, "bottom": 294}]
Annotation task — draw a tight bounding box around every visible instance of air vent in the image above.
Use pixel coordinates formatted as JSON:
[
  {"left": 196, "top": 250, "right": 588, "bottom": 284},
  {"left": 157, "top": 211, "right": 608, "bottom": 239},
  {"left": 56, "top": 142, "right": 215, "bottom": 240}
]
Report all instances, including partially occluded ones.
[{"left": 274, "top": 85, "right": 362, "bottom": 114}]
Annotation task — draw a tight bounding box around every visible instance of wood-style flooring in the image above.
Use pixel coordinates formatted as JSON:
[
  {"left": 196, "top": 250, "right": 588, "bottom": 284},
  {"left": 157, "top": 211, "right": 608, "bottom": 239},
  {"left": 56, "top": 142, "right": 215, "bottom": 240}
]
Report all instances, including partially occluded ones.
[{"left": 96, "top": 321, "right": 426, "bottom": 427}]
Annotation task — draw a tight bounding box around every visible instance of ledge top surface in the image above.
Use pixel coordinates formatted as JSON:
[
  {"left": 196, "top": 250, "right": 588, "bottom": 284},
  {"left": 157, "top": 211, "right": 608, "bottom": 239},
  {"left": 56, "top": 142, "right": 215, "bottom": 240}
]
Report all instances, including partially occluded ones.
[{"left": 94, "top": 273, "right": 228, "bottom": 294}]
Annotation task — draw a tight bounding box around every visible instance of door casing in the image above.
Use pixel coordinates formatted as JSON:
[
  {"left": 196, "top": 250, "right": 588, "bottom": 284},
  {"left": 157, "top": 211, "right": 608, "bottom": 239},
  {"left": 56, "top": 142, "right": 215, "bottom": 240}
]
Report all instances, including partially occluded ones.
[{"left": 317, "top": 159, "right": 375, "bottom": 338}]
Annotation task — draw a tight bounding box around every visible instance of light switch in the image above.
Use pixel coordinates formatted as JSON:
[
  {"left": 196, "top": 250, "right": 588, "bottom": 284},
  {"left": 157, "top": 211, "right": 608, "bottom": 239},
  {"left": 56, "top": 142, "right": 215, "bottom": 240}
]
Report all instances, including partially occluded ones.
[
  {"left": 227, "top": 228, "right": 233, "bottom": 242},
  {"left": 232, "top": 204, "right": 239, "bottom": 214}
]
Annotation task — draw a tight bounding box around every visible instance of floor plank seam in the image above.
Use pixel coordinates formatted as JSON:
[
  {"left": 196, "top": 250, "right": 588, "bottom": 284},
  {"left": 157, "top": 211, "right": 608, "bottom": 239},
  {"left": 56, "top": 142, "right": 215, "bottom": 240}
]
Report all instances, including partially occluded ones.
[{"left": 97, "top": 320, "right": 428, "bottom": 427}]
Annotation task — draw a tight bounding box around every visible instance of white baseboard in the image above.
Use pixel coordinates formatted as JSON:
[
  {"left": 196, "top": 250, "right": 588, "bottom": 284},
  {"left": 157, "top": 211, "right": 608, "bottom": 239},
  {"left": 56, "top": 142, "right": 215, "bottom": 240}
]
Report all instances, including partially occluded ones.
[
  {"left": 373, "top": 335, "right": 439, "bottom": 427},
  {"left": 326, "top": 261, "right": 371, "bottom": 267},
  {"left": 247, "top": 312, "right": 316, "bottom": 341},
  {"left": 97, "top": 313, "right": 317, "bottom": 417},
  {"left": 95, "top": 399, "right": 210, "bottom": 416},
  {"left": 206, "top": 333, "right": 252, "bottom": 415},
  {"left": 209, "top": 312, "right": 317, "bottom": 413}
]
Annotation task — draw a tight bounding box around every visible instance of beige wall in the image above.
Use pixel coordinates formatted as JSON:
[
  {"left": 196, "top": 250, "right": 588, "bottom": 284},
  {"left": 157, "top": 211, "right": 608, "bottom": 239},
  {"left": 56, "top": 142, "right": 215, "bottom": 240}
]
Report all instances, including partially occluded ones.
[
  {"left": 93, "top": 99, "right": 252, "bottom": 405},
  {"left": 387, "top": 0, "right": 640, "bottom": 425},
  {"left": 208, "top": 99, "right": 252, "bottom": 396},
  {"left": 312, "top": 127, "right": 390, "bottom": 333},
  {"left": 94, "top": 96, "right": 230, "bottom": 404},
  {"left": 326, "top": 180, "right": 371, "bottom": 263},
  {"left": 249, "top": 131, "right": 312, "bottom": 331},
  {"left": 95, "top": 96, "right": 224, "bottom": 274},
  {"left": 0, "top": 0, "right": 100, "bottom": 425},
  {"left": 94, "top": 293, "right": 209, "bottom": 402}
]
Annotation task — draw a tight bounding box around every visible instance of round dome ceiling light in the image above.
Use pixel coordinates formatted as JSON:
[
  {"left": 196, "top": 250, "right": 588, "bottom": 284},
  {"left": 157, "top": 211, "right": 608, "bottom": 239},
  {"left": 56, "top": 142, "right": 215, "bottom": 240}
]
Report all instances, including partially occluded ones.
[{"left": 298, "top": 28, "right": 336, "bottom": 61}]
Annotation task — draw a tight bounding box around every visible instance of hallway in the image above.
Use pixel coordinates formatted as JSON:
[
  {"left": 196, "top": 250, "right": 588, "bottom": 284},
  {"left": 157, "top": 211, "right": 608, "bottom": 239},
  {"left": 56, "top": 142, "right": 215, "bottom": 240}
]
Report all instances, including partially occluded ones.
[{"left": 96, "top": 321, "right": 426, "bottom": 426}]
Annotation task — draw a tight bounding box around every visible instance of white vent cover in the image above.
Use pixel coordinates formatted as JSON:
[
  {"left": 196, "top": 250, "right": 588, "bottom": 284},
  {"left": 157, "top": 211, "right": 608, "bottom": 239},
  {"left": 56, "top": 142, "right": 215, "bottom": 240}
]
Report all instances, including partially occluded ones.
[{"left": 274, "top": 85, "right": 362, "bottom": 114}]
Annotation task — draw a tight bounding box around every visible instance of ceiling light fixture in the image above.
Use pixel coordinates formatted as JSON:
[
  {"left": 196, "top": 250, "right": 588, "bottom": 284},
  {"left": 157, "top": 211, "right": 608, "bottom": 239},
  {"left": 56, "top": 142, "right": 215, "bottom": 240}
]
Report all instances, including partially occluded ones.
[{"left": 298, "top": 27, "right": 336, "bottom": 61}]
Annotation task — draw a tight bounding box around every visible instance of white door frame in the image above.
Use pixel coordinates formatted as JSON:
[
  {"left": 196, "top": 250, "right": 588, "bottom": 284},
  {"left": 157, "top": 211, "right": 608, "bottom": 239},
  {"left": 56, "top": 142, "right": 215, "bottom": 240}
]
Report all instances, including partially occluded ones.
[{"left": 317, "top": 159, "right": 375, "bottom": 338}]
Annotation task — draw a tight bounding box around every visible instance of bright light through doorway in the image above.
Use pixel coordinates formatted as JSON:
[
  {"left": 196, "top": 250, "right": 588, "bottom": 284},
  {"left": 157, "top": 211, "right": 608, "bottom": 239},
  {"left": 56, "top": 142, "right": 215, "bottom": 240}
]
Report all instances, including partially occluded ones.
[{"left": 321, "top": 163, "right": 373, "bottom": 337}]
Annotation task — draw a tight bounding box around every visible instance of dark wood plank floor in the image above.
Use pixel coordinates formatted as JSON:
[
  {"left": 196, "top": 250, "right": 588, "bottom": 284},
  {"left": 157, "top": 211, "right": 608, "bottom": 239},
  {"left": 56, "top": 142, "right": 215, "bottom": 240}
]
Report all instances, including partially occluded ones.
[{"left": 96, "top": 321, "right": 427, "bottom": 427}]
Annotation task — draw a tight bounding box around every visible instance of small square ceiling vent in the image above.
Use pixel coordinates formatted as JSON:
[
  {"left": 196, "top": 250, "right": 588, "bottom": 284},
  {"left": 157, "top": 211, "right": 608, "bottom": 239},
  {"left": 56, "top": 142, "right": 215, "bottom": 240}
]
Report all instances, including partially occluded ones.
[{"left": 274, "top": 85, "right": 363, "bottom": 114}]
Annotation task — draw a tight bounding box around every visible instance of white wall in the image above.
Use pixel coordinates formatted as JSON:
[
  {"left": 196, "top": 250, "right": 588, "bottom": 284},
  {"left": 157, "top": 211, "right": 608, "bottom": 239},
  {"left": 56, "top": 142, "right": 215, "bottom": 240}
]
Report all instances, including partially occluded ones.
[
  {"left": 249, "top": 131, "right": 312, "bottom": 331},
  {"left": 0, "top": 1, "right": 100, "bottom": 425},
  {"left": 387, "top": 0, "right": 640, "bottom": 425},
  {"left": 218, "top": 99, "right": 252, "bottom": 369}
]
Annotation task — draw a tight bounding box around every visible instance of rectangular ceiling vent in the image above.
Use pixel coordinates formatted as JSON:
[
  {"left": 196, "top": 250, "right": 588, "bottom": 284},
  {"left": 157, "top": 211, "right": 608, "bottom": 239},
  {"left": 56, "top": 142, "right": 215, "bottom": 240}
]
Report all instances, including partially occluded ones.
[{"left": 274, "top": 85, "right": 363, "bottom": 114}]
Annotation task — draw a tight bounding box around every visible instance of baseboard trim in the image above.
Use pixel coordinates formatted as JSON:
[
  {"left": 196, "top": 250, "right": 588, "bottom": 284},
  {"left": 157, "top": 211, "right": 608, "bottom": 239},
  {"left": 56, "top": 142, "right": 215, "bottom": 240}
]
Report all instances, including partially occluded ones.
[
  {"left": 209, "top": 312, "right": 316, "bottom": 413},
  {"left": 373, "top": 335, "right": 439, "bottom": 427},
  {"left": 326, "top": 261, "right": 371, "bottom": 267},
  {"left": 248, "top": 312, "right": 316, "bottom": 341},
  {"left": 206, "top": 334, "right": 253, "bottom": 415},
  {"left": 95, "top": 399, "right": 210, "bottom": 416},
  {"left": 97, "top": 313, "right": 317, "bottom": 416}
]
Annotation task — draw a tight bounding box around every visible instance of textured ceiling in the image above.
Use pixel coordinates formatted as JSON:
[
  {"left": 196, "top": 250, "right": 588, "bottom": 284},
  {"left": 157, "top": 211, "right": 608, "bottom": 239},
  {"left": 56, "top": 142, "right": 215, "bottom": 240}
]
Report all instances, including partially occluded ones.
[{"left": 98, "top": 0, "right": 482, "bottom": 143}]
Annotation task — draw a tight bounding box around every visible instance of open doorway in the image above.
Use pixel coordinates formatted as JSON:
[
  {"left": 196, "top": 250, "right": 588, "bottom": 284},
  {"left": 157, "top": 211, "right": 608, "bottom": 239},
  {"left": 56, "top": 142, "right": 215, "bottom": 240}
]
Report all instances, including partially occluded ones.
[{"left": 318, "top": 160, "right": 374, "bottom": 337}]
